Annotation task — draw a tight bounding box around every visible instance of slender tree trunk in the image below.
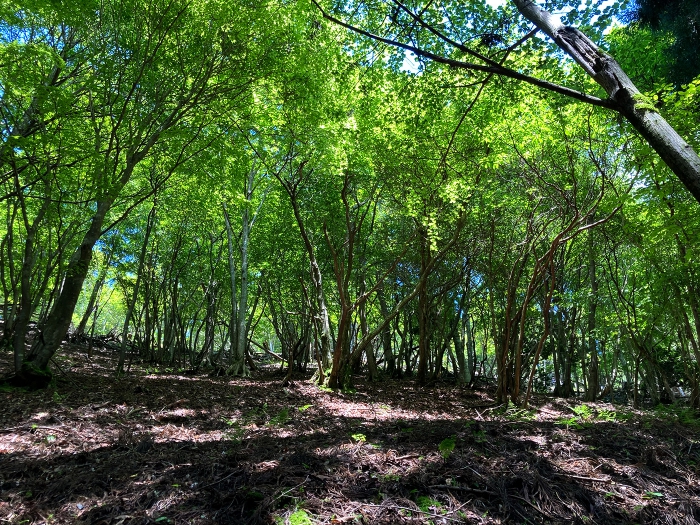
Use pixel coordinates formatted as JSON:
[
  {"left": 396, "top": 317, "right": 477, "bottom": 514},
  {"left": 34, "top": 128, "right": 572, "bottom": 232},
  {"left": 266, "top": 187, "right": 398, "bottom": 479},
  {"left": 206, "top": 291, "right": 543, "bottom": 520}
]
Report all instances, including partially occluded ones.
[
  {"left": 223, "top": 204, "right": 238, "bottom": 365},
  {"left": 230, "top": 187, "right": 251, "bottom": 376},
  {"left": 280, "top": 169, "right": 333, "bottom": 376},
  {"left": 584, "top": 226, "right": 599, "bottom": 401},
  {"left": 416, "top": 230, "right": 430, "bottom": 386},
  {"left": 117, "top": 205, "right": 156, "bottom": 375},
  {"left": 12, "top": 199, "right": 49, "bottom": 374},
  {"left": 76, "top": 253, "right": 111, "bottom": 336},
  {"left": 20, "top": 197, "right": 114, "bottom": 385},
  {"left": 377, "top": 285, "right": 396, "bottom": 377}
]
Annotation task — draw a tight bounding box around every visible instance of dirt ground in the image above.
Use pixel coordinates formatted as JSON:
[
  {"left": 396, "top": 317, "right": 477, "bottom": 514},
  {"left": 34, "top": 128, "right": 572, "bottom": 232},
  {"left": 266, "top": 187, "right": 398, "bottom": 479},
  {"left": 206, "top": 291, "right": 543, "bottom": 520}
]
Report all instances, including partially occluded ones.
[{"left": 2, "top": 346, "right": 700, "bottom": 524}]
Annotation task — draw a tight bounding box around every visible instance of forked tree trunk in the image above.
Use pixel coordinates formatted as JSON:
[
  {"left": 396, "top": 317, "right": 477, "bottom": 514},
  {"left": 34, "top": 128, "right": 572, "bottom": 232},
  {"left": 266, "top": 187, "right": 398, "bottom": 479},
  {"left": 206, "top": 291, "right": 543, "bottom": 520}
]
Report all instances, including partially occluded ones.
[{"left": 280, "top": 166, "right": 332, "bottom": 378}]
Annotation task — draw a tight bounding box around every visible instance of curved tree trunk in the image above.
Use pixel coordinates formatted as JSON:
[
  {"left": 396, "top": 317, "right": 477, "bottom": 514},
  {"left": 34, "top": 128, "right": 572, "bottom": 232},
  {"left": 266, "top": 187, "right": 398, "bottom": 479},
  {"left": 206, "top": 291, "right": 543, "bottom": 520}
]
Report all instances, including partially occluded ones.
[{"left": 19, "top": 197, "right": 114, "bottom": 387}]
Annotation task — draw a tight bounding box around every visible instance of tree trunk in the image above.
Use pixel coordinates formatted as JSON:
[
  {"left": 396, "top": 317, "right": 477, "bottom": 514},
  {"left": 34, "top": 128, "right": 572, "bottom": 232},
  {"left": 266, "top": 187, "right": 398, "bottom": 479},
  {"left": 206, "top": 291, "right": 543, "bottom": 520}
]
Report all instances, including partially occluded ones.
[
  {"left": 377, "top": 285, "right": 396, "bottom": 376},
  {"left": 229, "top": 182, "right": 251, "bottom": 376},
  {"left": 584, "top": 225, "right": 599, "bottom": 401},
  {"left": 117, "top": 205, "right": 156, "bottom": 375},
  {"left": 416, "top": 230, "right": 430, "bottom": 386},
  {"left": 12, "top": 196, "right": 49, "bottom": 375},
  {"left": 223, "top": 204, "right": 239, "bottom": 365},
  {"left": 76, "top": 253, "right": 111, "bottom": 336},
  {"left": 19, "top": 196, "right": 115, "bottom": 386},
  {"left": 279, "top": 166, "right": 333, "bottom": 377}
]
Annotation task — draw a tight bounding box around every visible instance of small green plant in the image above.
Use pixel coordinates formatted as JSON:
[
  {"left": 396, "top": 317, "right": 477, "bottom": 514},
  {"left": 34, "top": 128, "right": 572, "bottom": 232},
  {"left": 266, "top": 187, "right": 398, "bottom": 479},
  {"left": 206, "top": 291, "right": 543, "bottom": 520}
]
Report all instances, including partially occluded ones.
[
  {"left": 597, "top": 409, "right": 617, "bottom": 422},
  {"left": 504, "top": 407, "right": 536, "bottom": 421},
  {"left": 222, "top": 418, "right": 245, "bottom": 444},
  {"left": 269, "top": 408, "right": 290, "bottom": 426},
  {"left": 351, "top": 433, "right": 366, "bottom": 443},
  {"left": 557, "top": 403, "right": 601, "bottom": 430},
  {"left": 288, "top": 509, "right": 313, "bottom": 525},
  {"left": 556, "top": 416, "right": 585, "bottom": 430},
  {"left": 674, "top": 407, "right": 700, "bottom": 427},
  {"left": 573, "top": 404, "right": 593, "bottom": 420},
  {"left": 416, "top": 495, "right": 443, "bottom": 513},
  {"left": 643, "top": 491, "right": 664, "bottom": 499},
  {"left": 297, "top": 404, "right": 312, "bottom": 412},
  {"left": 438, "top": 436, "right": 456, "bottom": 459}
]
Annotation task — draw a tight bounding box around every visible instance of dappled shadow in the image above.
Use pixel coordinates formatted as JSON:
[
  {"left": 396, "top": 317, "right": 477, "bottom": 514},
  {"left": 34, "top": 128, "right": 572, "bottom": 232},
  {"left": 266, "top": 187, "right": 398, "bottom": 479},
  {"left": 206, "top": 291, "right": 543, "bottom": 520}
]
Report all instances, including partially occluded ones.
[{"left": 3, "top": 349, "right": 700, "bottom": 523}]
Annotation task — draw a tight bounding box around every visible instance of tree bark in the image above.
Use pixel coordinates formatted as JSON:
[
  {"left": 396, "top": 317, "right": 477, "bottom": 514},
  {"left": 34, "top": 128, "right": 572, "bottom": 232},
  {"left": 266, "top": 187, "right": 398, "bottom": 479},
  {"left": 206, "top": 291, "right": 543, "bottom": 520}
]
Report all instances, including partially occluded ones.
[
  {"left": 12, "top": 198, "right": 49, "bottom": 374},
  {"left": 229, "top": 168, "right": 254, "bottom": 377},
  {"left": 20, "top": 197, "right": 113, "bottom": 384},
  {"left": 278, "top": 163, "right": 333, "bottom": 379}
]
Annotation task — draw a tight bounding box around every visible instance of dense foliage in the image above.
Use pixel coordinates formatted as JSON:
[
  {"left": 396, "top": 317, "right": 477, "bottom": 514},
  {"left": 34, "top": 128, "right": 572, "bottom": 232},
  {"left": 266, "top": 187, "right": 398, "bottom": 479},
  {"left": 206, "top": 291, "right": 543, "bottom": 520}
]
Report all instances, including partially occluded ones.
[{"left": 1, "top": 0, "right": 699, "bottom": 407}]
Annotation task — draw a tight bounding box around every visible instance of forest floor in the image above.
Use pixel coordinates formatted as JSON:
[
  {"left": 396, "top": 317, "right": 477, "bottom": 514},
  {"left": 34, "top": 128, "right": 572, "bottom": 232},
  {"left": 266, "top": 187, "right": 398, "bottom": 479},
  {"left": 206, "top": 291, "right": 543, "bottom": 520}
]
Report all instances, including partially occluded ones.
[{"left": 2, "top": 347, "right": 700, "bottom": 524}]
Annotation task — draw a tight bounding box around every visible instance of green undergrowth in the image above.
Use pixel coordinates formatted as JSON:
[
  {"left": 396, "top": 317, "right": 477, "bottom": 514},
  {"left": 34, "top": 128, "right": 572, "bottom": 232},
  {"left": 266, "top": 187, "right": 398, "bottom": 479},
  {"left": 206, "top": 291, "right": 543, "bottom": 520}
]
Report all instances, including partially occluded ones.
[
  {"left": 653, "top": 404, "right": 700, "bottom": 428},
  {"left": 274, "top": 508, "right": 313, "bottom": 525},
  {"left": 556, "top": 403, "right": 626, "bottom": 430}
]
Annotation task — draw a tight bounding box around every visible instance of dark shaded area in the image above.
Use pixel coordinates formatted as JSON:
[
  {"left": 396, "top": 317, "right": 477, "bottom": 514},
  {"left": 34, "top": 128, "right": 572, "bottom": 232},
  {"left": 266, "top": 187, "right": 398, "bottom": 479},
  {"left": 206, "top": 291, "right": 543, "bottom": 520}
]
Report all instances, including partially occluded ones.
[
  {"left": 625, "top": 0, "right": 700, "bottom": 86},
  {"left": 2, "top": 346, "right": 700, "bottom": 524}
]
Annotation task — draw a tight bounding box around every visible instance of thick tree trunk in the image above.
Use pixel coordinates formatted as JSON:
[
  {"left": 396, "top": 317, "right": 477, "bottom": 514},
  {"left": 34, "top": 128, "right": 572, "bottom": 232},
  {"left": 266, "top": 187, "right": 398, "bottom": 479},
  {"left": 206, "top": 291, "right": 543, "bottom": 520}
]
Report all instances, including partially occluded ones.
[
  {"left": 19, "top": 198, "right": 114, "bottom": 386},
  {"left": 513, "top": 0, "right": 700, "bottom": 203}
]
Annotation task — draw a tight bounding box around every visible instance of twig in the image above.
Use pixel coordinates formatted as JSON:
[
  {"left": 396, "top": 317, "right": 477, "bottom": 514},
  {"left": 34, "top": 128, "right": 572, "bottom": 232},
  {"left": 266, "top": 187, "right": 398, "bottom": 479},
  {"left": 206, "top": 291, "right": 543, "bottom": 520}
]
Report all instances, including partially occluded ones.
[
  {"left": 50, "top": 357, "right": 83, "bottom": 389},
  {"left": 393, "top": 453, "right": 420, "bottom": 461},
  {"left": 361, "top": 502, "right": 466, "bottom": 523},
  {"left": 509, "top": 494, "right": 556, "bottom": 519},
  {"left": 554, "top": 472, "right": 610, "bottom": 483},
  {"left": 269, "top": 477, "right": 309, "bottom": 504},
  {"left": 198, "top": 470, "right": 243, "bottom": 490},
  {"left": 430, "top": 484, "right": 495, "bottom": 496}
]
